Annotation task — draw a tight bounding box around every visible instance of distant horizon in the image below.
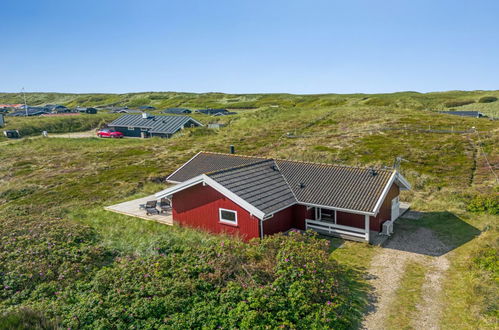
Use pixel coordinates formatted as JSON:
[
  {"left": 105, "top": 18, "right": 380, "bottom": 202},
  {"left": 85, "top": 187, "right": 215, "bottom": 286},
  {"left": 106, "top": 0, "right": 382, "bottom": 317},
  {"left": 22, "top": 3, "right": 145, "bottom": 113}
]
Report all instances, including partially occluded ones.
[{"left": 1, "top": 88, "right": 498, "bottom": 96}]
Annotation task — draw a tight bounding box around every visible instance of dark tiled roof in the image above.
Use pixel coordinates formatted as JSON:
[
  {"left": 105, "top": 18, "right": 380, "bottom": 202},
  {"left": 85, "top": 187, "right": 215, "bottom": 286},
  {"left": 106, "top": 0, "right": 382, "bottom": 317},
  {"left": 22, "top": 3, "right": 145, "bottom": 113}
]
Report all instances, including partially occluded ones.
[
  {"left": 208, "top": 159, "right": 296, "bottom": 214},
  {"left": 167, "top": 152, "right": 265, "bottom": 182},
  {"left": 195, "top": 108, "right": 228, "bottom": 115},
  {"left": 7, "top": 107, "right": 50, "bottom": 116},
  {"left": 166, "top": 152, "right": 400, "bottom": 214},
  {"left": 276, "top": 160, "right": 393, "bottom": 213},
  {"left": 163, "top": 108, "right": 192, "bottom": 114},
  {"left": 108, "top": 114, "right": 202, "bottom": 134}
]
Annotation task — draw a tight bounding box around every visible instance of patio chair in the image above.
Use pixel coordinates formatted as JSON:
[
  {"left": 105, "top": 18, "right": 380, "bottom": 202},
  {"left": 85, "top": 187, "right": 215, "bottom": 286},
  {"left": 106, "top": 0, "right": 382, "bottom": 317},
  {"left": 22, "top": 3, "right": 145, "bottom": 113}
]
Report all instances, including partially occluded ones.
[
  {"left": 159, "top": 198, "right": 171, "bottom": 213},
  {"left": 144, "top": 200, "right": 159, "bottom": 215}
]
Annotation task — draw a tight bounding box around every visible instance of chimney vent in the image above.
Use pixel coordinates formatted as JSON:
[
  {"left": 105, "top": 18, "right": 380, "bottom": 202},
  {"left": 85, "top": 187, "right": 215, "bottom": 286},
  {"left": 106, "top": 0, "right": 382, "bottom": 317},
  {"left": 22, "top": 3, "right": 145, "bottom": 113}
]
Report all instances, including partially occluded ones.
[
  {"left": 270, "top": 165, "right": 278, "bottom": 171},
  {"left": 230, "top": 145, "right": 235, "bottom": 154},
  {"left": 299, "top": 183, "right": 306, "bottom": 189},
  {"left": 369, "top": 168, "right": 378, "bottom": 177},
  {"left": 142, "top": 112, "right": 149, "bottom": 119}
]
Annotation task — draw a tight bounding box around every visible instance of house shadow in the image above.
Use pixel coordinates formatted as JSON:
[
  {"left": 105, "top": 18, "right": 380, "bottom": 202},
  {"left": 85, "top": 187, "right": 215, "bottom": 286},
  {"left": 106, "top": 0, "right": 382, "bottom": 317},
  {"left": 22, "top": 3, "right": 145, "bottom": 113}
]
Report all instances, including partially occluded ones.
[{"left": 382, "top": 211, "right": 481, "bottom": 256}]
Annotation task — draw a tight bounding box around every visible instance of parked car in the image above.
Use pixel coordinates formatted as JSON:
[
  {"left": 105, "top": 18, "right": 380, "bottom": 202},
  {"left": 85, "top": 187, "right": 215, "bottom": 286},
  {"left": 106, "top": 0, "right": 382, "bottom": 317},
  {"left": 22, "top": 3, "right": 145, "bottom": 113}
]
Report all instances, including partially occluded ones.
[{"left": 97, "top": 128, "right": 124, "bottom": 138}]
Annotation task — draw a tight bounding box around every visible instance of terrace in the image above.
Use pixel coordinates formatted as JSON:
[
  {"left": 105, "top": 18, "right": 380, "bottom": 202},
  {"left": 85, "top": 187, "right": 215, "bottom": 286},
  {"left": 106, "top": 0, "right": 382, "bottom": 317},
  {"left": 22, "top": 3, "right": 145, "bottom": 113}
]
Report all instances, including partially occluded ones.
[{"left": 105, "top": 194, "right": 173, "bottom": 225}]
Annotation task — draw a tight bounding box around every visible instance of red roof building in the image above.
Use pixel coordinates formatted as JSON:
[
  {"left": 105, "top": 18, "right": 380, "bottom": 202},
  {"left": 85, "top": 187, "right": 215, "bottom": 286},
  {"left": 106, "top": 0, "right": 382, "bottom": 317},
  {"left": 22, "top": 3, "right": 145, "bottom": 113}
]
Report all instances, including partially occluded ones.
[
  {"left": 156, "top": 152, "right": 411, "bottom": 243},
  {"left": 0, "top": 104, "right": 23, "bottom": 108}
]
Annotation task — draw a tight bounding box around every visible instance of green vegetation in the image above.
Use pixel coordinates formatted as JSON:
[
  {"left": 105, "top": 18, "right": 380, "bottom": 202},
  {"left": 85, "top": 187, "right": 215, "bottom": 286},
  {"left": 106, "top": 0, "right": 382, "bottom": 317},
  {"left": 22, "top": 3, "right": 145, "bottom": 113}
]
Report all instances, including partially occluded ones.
[
  {"left": 479, "top": 96, "right": 498, "bottom": 103},
  {"left": 444, "top": 99, "right": 475, "bottom": 107},
  {"left": 0, "top": 90, "right": 498, "bottom": 328},
  {"left": 385, "top": 261, "right": 427, "bottom": 330}
]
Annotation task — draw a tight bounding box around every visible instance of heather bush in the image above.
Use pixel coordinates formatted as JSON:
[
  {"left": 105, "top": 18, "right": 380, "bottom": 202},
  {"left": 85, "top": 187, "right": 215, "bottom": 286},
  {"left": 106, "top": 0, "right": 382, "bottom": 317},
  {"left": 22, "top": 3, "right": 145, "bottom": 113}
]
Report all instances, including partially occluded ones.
[
  {"left": 0, "top": 214, "right": 111, "bottom": 307},
  {"left": 478, "top": 96, "right": 498, "bottom": 103},
  {"left": 50, "top": 231, "right": 363, "bottom": 329},
  {"left": 466, "top": 194, "right": 499, "bottom": 215}
]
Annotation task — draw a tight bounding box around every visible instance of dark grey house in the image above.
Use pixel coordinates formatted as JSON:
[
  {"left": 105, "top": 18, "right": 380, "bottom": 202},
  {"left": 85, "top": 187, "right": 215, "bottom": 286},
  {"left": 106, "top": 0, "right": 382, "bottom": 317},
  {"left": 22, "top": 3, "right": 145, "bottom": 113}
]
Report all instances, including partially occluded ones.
[
  {"left": 440, "top": 111, "right": 487, "bottom": 118},
  {"left": 7, "top": 107, "right": 50, "bottom": 117},
  {"left": 163, "top": 107, "right": 192, "bottom": 114},
  {"left": 107, "top": 113, "right": 203, "bottom": 138},
  {"left": 46, "top": 104, "right": 70, "bottom": 113},
  {"left": 76, "top": 107, "right": 98, "bottom": 114},
  {"left": 196, "top": 108, "right": 232, "bottom": 115},
  {"left": 139, "top": 106, "right": 156, "bottom": 110}
]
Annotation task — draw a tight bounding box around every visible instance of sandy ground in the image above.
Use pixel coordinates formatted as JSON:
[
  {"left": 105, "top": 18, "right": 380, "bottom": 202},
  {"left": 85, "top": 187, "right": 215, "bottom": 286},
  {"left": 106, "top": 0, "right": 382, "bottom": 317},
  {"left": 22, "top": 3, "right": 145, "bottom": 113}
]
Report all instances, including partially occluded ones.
[
  {"left": 362, "top": 226, "right": 450, "bottom": 330},
  {"left": 48, "top": 130, "right": 97, "bottom": 138}
]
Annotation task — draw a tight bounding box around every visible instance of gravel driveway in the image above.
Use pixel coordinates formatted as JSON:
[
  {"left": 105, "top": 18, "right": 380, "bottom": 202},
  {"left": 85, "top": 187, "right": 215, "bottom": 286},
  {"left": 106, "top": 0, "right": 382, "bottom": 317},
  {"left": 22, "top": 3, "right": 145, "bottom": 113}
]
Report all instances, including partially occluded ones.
[{"left": 362, "top": 225, "right": 450, "bottom": 330}]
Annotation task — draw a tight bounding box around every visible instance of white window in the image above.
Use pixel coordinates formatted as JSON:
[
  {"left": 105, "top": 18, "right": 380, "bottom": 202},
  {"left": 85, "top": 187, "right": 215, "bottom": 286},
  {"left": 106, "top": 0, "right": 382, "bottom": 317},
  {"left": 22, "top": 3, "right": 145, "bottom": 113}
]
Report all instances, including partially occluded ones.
[
  {"left": 219, "top": 208, "right": 237, "bottom": 225},
  {"left": 128, "top": 127, "right": 135, "bottom": 131}
]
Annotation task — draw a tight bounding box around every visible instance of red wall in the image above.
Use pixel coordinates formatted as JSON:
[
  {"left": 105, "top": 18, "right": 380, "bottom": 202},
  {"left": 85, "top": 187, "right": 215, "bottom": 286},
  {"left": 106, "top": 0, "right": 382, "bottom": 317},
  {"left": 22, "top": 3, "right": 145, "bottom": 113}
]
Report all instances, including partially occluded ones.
[
  {"left": 262, "top": 206, "right": 294, "bottom": 236},
  {"left": 171, "top": 182, "right": 400, "bottom": 239},
  {"left": 292, "top": 205, "right": 313, "bottom": 230},
  {"left": 371, "top": 183, "right": 399, "bottom": 231},
  {"left": 172, "top": 183, "right": 260, "bottom": 240}
]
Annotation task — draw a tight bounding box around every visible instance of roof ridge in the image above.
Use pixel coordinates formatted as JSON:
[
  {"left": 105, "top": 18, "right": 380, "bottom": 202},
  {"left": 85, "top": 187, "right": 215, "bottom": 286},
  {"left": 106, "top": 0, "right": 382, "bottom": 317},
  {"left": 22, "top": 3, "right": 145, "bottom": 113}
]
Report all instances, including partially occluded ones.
[
  {"left": 201, "top": 151, "right": 270, "bottom": 160},
  {"left": 200, "top": 151, "right": 394, "bottom": 172},
  {"left": 206, "top": 158, "right": 275, "bottom": 176},
  {"left": 273, "top": 160, "right": 299, "bottom": 203}
]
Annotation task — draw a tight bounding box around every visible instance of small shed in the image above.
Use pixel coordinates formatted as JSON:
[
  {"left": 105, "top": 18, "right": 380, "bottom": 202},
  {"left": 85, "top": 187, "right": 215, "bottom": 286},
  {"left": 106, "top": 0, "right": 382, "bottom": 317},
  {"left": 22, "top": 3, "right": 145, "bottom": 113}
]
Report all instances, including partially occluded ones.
[
  {"left": 3, "top": 130, "right": 20, "bottom": 138},
  {"left": 208, "top": 123, "right": 226, "bottom": 129}
]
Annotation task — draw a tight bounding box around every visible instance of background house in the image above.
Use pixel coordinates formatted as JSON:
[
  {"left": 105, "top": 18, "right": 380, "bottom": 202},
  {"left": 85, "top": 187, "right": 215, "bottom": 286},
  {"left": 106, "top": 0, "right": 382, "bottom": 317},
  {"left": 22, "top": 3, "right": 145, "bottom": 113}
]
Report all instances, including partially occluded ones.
[
  {"left": 75, "top": 107, "right": 98, "bottom": 114},
  {"left": 163, "top": 107, "right": 192, "bottom": 114},
  {"left": 195, "top": 108, "right": 235, "bottom": 116},
  {"left": 107, "top": 113, "right": 203, "bottom": 138},
  {"left": 7, "top": 107, "right": 50, "bottom": 117},
  {"left": 440, "top": 111, "right": 487, "bottom": 118}
]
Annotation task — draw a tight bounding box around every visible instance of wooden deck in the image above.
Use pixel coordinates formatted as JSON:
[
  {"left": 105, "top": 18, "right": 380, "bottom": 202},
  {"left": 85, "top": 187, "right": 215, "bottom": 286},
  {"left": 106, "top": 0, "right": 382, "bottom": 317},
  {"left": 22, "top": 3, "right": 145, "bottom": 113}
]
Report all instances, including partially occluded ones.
[{"left": 105, "top": 195, "right": 173, "bottom": 225}]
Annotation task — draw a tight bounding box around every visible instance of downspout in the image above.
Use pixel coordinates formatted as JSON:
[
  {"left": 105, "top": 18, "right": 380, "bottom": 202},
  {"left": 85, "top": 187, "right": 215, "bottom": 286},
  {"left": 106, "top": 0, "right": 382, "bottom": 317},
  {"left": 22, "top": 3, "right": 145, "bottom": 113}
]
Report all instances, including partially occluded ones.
[{"left": 259, "top": 219, "right": 264, "bottom": 239}]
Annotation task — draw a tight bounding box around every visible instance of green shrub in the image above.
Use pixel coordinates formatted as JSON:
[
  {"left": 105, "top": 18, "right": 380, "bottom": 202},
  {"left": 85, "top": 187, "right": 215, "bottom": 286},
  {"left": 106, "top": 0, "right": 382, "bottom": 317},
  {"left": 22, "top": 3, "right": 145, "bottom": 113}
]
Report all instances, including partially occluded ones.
[
  {"left": 444, "top": 100, "right": 475, "bottom": 108},
  {"left": 364, "top": 98, "right": 393, "bottom": 106},
  {"left": 51, "top": 232, "right": 363, "bottom": 329},
  {"left": 473, "top": 247, "right": 498, "bottom": 274},
  {"left": 0, "top": 308, "right": 57, "bottom": 330},
  {"left": 0, "top": 186, "right": 37, "bottom": 202},
  {"left": 466, "top": 194, "right": 499, "bottom": 214},
  {"left": 478, "top": 96, "right": 498, "bottom": 103}
]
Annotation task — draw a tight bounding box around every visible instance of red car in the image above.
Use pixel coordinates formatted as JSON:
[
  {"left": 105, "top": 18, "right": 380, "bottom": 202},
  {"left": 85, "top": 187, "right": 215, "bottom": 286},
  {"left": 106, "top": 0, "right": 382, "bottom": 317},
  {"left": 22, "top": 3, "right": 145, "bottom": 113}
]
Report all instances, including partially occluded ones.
[{"left": 97, "top": 128, "right": 124, "bottom": 138}]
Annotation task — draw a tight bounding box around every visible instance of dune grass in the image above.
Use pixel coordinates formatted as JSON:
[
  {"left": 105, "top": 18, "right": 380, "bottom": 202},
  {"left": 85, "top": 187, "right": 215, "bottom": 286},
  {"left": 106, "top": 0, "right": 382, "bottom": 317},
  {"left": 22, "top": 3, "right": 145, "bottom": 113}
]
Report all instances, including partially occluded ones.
[{"left": 0, "top": 91, "right": 497, "bottom": 327}]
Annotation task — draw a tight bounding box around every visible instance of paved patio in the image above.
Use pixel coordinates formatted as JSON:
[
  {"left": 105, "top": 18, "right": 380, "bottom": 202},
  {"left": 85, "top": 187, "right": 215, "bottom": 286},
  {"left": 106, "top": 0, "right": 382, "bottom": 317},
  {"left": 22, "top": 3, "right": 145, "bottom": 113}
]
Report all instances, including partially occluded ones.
[{"left": 105, "top": 194, "right": 173, "bottom": 225}]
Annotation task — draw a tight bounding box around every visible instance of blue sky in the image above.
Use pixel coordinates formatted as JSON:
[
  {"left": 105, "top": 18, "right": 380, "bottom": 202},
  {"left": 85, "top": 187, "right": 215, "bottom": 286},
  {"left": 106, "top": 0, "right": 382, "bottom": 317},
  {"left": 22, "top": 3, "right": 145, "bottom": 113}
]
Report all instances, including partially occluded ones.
[{"left": 1, "top": 0, "right": 498, "bottom": 94}]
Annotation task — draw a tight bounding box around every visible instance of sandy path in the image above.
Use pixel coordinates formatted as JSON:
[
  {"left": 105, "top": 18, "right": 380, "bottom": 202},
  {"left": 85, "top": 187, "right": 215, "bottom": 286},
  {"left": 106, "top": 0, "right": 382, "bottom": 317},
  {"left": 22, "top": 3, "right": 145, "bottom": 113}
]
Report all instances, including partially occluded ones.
[
  {"left": 48, "top": 130, "right": 97, "bottom": 138},
  {"left": 362, "top": 227, "right": 450, "bottom": 330}
]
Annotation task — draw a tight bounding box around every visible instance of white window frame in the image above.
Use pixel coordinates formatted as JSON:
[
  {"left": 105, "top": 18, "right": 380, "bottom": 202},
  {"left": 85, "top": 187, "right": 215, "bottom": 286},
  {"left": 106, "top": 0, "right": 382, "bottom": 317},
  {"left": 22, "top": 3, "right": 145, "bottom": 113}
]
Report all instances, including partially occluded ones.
[
  {"left": 219, "top": 208, "right": 238, "bottom": 225},
  {"left": 127, "top": 127, "right": 135, "bottom": 131}
]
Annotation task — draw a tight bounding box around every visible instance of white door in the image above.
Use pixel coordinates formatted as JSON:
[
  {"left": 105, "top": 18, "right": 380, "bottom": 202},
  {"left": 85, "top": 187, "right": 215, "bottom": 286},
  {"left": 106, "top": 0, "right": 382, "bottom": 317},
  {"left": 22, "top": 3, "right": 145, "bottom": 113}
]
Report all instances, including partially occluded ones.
[{"left": 391, "top": 196, "right": 400, "bottom": 221}]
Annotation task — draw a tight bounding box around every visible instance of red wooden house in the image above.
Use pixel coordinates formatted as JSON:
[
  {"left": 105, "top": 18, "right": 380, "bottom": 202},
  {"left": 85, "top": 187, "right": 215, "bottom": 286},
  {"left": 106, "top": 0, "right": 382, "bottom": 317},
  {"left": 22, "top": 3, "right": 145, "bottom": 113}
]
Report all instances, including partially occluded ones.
[{"left": 155, "top": 152, "right": 411, "bottom": 242}]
